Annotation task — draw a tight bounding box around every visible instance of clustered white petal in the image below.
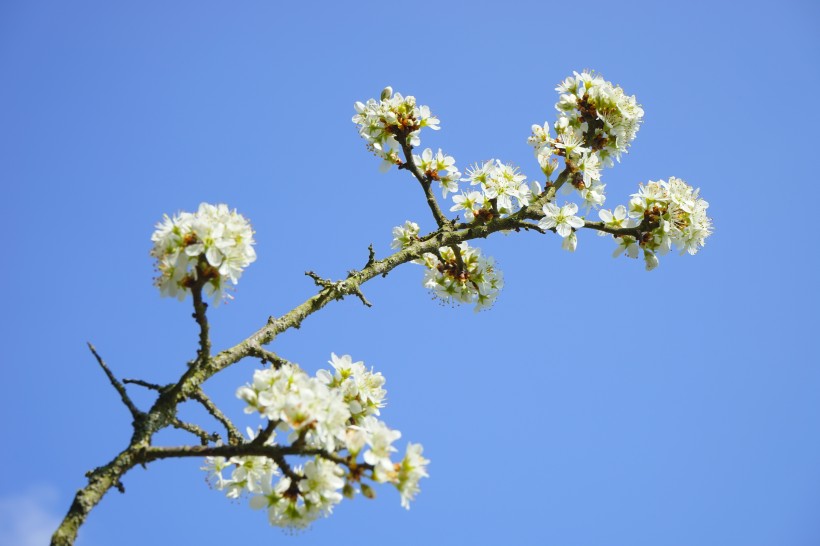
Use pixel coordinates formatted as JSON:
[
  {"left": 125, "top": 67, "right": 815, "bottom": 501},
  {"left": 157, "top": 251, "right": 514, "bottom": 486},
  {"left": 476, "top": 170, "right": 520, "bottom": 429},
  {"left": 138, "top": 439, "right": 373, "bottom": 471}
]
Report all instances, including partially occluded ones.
[
  {"left": 554, "top": 70, "right": 644, "bottom": 165},
  {"left": 392, "top": 222, "right": 505, "bottom": 310},
  {"left": 451, "top": 159, "right": 539, "bottom": 221},
  {"left": 621, "top": 177, "right": 713, "bottom": 269},
  {"left": 205, "top": 354, "right": 428, "bottom": 529},
  {"left": 416, "top": 241, "right": 503, "bottom": 311},
  {"left": 352, "top": 88, "right": 440, "bottom": 172},
  {"left": 150, "top": 203, "right": 256, "bottom": 302},
  {"left": 528, "top": 71, "right": 645, "bottom": 214}
]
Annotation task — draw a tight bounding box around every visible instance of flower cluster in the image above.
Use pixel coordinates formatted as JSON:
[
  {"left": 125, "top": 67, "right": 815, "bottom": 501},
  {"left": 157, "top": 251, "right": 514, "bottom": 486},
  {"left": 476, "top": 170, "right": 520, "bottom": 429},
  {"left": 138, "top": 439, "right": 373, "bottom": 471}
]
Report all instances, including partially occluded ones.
[
  {"left": 150, "top": 203, "right": 256, "bottom": 302},
  {"left": 204, "top": 354, "right": 429, "bottom": 529},
  {"left": 391, "top": 222, "right": 503, "bottom": 310},
  {"left": 352, "top": 87, "right": 440, "bottom": 172},
  {"left": 554, "top": 70, "right": 644, "bottom": 166},
  {"left": 451, "top": 159, "right": 540, "bottom": 222},
  {"left": 621, "top": 177, "right": 713, "bottom": 270},
  {"left": 416, "top": 242, "right": 503, "bottom": 311},
  {"left": 528, "top": 71, "right": 644, "bottom": 212}
]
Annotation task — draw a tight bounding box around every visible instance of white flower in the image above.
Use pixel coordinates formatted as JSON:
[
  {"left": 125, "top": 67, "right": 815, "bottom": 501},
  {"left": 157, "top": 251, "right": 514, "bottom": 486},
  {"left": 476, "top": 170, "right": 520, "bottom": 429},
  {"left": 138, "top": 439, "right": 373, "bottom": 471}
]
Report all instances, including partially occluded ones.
[
  {"left": 450, "top": 191, "right": 484, "bottom": 222},
  {"left": 613, "top": 236, "right": 640, "bottom": 259},
  {"left": 391, "top": 221, "right": 420, "bottom": 249},
  {"left": 395, "top": 443, "right": 430, "bottom": 509},
  {"left": 597, "top": 205, "right": 634, "bottom": 237},
  {"left": 539, "top": 202, "right": 584, "bottom": 238},
  {"left": 362, "top": 416, "right": 401, "bottom": 478}
]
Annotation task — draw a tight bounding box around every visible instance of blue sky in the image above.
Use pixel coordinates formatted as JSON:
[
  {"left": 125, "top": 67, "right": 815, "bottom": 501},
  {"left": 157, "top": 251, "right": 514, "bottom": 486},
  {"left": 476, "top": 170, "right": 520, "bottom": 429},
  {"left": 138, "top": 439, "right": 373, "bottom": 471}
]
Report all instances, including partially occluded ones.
[{"left": 2, "top": 1, "right": 819, "bottom": 545}]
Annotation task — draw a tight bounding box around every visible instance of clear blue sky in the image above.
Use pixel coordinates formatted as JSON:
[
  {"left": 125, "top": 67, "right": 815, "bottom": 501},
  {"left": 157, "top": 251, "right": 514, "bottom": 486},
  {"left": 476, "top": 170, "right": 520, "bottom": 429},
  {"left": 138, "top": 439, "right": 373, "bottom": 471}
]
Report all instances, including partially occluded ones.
[{"left": 2, "top": 1, "right": 819, "bottom": 545}]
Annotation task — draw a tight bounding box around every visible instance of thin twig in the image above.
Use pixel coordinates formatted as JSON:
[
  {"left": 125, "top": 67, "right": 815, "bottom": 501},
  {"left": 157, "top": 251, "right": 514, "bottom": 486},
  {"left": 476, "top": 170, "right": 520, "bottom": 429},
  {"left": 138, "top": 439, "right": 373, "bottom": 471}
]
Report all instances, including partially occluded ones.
[
  {"left": 251, "top": 420, "right": 279, "bottom": 446},
  {"left": 364, "top": 244, "right": 376, "bottom": 268},
  {"left": 170, "top": 418, "right": 218, "bottom": 446},
  {"left": 247, "top": 346, "right": 293, "bottom": 369},
  {"left": 122, "top": 379, "right": 171, "bottom": 392},
  {"left": 305, "top": 271, "right": 372, "bottom": 307},
  {"left": 87, "top": 343, "right": 142, "bottom": 421},
  {"left": 581, "top": 221, "right": 642, "bottom": 238},
  {"left": 189, "top": 389, "right": 243, "bottom": 445}
]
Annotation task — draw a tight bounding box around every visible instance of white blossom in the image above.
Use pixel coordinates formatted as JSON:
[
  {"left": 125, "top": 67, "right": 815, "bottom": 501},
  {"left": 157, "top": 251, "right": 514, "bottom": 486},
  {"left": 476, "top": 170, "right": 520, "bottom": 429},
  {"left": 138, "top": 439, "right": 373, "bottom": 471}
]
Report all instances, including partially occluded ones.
[
  {"left": 396, "top": 443, "right": 430, "bottom": 509},
  {"left": 391, "top": 221, "right": 420, "bottom": 249},
  {"left": 539, "top": 202, "right": 584, "bottom": 238}
]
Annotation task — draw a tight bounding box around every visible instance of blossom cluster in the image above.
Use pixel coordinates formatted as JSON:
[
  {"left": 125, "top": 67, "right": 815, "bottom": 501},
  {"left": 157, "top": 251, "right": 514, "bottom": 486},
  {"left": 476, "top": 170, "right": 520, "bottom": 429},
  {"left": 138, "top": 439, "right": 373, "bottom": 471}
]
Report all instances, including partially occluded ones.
[
  {"left": 391, "top": 223, "right": 503, "bottom": 310},
  {"left": 620, "top": 177, "right": 713, "bottom": 270},
  {"left": 451, "top": 159, "right": 540, "bottom": 221},
  {"left": 204, "top": 354, "right": 429, "bottom": 529},
  {"left": 352, "top": 87, "right": 440, "bottom": 172},
  {"left": 150, "top": 203, "right": 256, "bottom": 302},
  {"left": 554, "top": 70, "right": 644, "bottom": 166},
  {"left": 527, "top": 71, "right": 644, "bottom": 212},
  {"left": 419, "top": 242, "right": 503, "bottom": 311}
]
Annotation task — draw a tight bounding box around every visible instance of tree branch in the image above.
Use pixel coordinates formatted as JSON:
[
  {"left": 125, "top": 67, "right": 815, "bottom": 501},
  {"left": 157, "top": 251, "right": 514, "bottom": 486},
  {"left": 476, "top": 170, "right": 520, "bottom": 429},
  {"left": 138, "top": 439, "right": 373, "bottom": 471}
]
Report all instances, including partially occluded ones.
[{"left": 54, "top": 180, "right": 556, "bottom": 546}]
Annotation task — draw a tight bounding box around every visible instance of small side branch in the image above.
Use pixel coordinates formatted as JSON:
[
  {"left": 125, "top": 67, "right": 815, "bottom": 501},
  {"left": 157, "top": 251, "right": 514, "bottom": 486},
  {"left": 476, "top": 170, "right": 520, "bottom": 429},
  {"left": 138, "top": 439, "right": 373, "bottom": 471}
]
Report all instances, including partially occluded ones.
[
  {"left": 251, "top": 420, "right": 279, "bottom": 446},
  {"left": 189, "top": 389, "right": 243, "bottom": 445},
  {"left": 247, "top": 346, "right": 293, "bottom": 369},
  {"left": 87, "top": 343, "right": 142, "bottom": 421},
  {"left": 123, "top": 379, "right": 171, "bottom": 393},
  {"left": 305, "top": 271, "right": 372, "bottom": 307},
  {"left": 364, "top": 244, "right": 376, "bottom": 269},
  {"left": 171, "top": 418, "right": 219, "bottom": 446},
  {"left": 512, "top": 221, "right": 547, "bottom": 234},
  {"left": 581, "top": 221, "right": 642, "bottom": 238}
]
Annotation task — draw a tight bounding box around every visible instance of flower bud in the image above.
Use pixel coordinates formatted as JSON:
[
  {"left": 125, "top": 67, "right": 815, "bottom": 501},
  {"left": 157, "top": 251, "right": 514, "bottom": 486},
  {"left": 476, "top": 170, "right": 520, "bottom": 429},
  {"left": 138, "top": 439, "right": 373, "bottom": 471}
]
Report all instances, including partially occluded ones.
[
  {"left": 361, "top": 483, "right": 376, "bottom": 499},
  {"left": 380, "top": 86, "right": 393, "bottom": 101}
]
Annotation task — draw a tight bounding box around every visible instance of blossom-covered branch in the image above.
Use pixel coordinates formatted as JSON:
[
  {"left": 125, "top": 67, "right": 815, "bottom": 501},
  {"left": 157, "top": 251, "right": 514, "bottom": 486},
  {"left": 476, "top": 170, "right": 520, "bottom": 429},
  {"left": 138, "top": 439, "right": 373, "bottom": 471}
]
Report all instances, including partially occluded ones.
[{"left": 52, "top": 70, "right": 712, "bottom": 546}]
